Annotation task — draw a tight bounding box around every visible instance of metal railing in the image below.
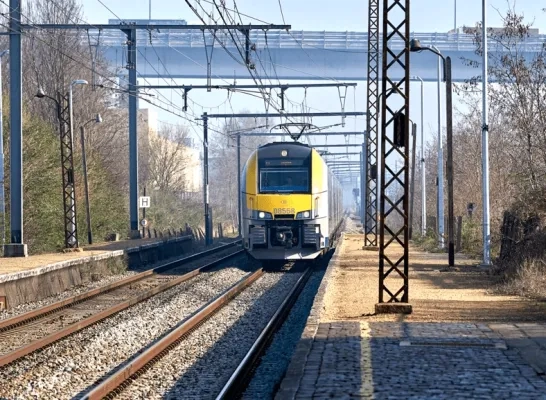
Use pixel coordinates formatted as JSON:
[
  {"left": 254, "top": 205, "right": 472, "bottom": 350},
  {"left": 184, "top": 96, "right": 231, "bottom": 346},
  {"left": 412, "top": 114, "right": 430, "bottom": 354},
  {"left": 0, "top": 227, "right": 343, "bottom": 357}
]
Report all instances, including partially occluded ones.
[{"left": 79, "top": 30, "right": 546, "bottom": 52}]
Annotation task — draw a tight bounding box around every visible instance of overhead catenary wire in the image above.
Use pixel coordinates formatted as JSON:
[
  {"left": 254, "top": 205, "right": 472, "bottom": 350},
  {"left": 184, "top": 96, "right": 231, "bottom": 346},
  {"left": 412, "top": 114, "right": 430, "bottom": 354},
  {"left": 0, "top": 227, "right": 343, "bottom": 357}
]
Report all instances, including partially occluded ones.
[
  {"left": 5, "top": 0, "right": 276, "bottom": 137},
  {"left": 202, "top": 0, "right": 356, "bottom": 134},
  {"left": 2, "top": 0, "right": 360, "bottom": 144},
  {"left": 0, "top": 16, "right": 234, "bottom": 139},
  {"left": 204, "top": 0, "right": 287, "bottom": 115},
  {"left": 89, "top": 0, "right": 297, "bottom": 133},
  {"left": 188, "top": 0, "right": 309, "bottom": 127},
  {"left": 89, "top": 0, "right": 234, "bottom": 125},
  {"left": 89, "top": 0, "right": 259, "bottom": 150}
]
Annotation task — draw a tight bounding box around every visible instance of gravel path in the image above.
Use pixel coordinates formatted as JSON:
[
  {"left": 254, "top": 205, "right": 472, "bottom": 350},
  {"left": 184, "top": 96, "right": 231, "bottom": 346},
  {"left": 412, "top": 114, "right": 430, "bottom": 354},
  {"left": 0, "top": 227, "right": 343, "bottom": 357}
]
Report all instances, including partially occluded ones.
[
  {"left": 242, "top": 267, "right": 327, "bottom": 399},
  {"left": 0, "top": 262, "right": 253, "bottom": 400},
  {"left": 321, "top": 233, "right": 546, "bottom": 322},
  {"left": 114, "top": 271, "right": 303, "bottom": 400}
]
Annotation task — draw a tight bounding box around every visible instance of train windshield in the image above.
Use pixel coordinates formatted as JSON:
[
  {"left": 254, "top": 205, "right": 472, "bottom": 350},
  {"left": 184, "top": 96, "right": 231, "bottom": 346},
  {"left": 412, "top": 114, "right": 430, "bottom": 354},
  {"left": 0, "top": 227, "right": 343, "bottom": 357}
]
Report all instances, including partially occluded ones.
[{"left": 259, "top": 168, "right": 310, "bottom": 193}]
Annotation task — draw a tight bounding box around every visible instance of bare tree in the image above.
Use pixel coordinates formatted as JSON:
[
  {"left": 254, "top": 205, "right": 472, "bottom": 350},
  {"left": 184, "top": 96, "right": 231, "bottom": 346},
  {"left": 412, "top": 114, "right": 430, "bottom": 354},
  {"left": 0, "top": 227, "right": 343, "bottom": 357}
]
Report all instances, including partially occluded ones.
[
  {"left": 147, "top": 123, "right": 192, "bottom": 192},
  {"left": 459, "top": 6, "right": 546, "bottom": 199},
  {"left": 413, "top": 5, "right": 546, "bottom": 255}
]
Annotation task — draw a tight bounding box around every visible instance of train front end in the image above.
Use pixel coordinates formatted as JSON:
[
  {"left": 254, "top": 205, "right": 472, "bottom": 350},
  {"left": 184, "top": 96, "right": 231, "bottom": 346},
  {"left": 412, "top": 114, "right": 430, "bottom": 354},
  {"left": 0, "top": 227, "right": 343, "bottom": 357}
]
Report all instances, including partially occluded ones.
[{"left": 241, "top": 142, "right": 329, "bottom": 260}]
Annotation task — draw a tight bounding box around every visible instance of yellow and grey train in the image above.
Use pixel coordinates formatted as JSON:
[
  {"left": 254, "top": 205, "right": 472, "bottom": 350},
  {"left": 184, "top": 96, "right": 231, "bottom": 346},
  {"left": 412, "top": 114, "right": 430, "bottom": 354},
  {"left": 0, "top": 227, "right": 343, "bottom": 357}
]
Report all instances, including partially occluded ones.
[{"left": 241, "top": 141, "right": 343, "bottom": 260}]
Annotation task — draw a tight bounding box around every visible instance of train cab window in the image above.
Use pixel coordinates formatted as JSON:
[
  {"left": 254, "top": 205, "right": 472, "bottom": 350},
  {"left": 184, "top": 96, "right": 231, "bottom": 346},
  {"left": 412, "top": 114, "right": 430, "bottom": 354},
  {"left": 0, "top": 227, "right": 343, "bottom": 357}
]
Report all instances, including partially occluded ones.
[{"left": 259, "top": 168, "right": 310, "bottom": 193}]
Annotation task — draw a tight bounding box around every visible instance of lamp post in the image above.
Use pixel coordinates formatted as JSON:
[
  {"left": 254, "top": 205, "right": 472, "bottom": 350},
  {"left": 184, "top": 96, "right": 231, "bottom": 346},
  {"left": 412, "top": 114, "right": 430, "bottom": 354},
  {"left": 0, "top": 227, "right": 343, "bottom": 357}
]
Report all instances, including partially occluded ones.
[
  {"left": 410, "top": 38, "right": 455, "bottom": 266},
  {"left": 80, "top": 114, "right": 102, "bottom": 245},
  {"left": 36, "top": 86, "right": 82, "bottom": 249},
  {"left": 0, "top": 49, "right": 8, "bottom": 255},
  {"left": 450, "top": 0, "right": 457, "bottom": 33},
  {"left": 481, "top": 0, "right": 491, "bottom": 266},
  {"left": 410, "top": 42, "right": 444, "bottom": 250},
  {"left": 68, "top": 79, "right": 88, "bottom": 246},
  {"left": 408, "top": 119, "right": 417, "bottom": 239},
  {"left": 411, "top": 75, "right": 426, "bottom": 236}
]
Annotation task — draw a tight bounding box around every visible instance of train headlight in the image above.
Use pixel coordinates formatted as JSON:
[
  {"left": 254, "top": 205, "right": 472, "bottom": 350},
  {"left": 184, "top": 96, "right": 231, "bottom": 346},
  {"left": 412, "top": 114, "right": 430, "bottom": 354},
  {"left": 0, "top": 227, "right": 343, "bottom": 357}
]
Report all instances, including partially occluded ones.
[
  {"left": 251, "top": 210, "right": 272, "bottom": 219},
  {"left": 296, "top": 210, "right": 312, "bottom": 219}
]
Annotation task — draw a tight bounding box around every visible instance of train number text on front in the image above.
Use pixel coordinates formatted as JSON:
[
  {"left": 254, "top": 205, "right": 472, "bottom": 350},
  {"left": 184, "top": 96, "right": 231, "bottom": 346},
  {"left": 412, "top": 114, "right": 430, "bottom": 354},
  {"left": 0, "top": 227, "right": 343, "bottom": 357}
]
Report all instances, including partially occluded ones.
[{"left": 273, "top": 208, "right": 295, "bottom": 214}]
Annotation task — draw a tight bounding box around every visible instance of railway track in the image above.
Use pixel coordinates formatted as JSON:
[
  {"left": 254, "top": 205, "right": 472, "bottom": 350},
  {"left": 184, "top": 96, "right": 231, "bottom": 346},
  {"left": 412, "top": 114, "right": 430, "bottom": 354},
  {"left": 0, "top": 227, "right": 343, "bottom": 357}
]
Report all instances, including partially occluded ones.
[
  {"left": 0, "top": 240, "right": 243, "bottom": 368},
  {"left": 72, "top": 263, "right": 312, "bottom": 400},
  {"left": 217, "top": 266, "right": 313, "bottom": 399},
  {"left": 0, "top": 243, "right": 338, "bottom": 399}
]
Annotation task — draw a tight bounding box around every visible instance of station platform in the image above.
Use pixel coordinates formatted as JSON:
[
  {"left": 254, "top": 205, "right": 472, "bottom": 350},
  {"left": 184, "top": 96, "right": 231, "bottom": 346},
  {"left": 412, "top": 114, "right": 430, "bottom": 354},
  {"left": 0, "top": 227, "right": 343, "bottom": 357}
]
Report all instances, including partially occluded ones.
[
  {"left": 0, "top": 235, "right": 203, "bottom": 308},
  {"left": 276, "top": 225, "right": 546, "bottom": 399},
  {"left": 1, "top": 236, "right": 179, "bottom": 276}
]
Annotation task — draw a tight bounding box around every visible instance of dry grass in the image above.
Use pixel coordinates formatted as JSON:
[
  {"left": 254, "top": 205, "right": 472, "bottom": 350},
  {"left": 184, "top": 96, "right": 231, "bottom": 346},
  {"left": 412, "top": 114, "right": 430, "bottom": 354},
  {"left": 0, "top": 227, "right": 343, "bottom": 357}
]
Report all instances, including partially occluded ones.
[
  {"left": 492, "top": 230, "right": 546, "bottom": 301},
  {"left": 411, "top": 233, "right": 444, "bottom": 253},
  {"left": 496, "top": 258, "right": 546, "bottom": 300}
]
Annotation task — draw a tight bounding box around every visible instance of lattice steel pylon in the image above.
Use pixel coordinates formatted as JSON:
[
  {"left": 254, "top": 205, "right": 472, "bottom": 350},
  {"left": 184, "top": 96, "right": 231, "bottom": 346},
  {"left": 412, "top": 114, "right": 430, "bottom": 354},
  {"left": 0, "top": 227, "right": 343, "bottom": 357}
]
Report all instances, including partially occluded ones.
[
  {"left": 57, "top": 92, "right": 79, "bottom": 249},
  {"left": 364, "top": 0, "right": 380, "bottom": 248},
  {"left": 377, "top": 0, "right": 412, "bottom": 310}
]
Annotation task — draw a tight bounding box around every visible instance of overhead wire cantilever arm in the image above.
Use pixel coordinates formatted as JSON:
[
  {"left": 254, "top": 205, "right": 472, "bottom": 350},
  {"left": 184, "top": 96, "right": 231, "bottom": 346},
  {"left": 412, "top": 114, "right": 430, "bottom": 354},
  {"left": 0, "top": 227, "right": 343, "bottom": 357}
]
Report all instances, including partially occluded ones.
[
  {"left": 241, "top": 27, "right": 253, "bottom": 66},
  {"left": 86, "top": 28, "right": 102, "bottom": 90},
  {"left": 337, "top": 85, "right": 348, "bottom": 127},
  {"left": 182, "top": 88, "right": 192, "bottom": 111},
  {"left": 202, "top": 28, "right": 216, "bottom": 91}
]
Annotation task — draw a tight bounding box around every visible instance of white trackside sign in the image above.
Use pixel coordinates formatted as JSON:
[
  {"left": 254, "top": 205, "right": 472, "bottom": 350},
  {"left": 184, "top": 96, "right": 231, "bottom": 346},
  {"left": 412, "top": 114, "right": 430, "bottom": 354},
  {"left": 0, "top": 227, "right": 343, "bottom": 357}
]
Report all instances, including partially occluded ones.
[{"left": 139, "top": 196, "right": 151, "bottom": 208}]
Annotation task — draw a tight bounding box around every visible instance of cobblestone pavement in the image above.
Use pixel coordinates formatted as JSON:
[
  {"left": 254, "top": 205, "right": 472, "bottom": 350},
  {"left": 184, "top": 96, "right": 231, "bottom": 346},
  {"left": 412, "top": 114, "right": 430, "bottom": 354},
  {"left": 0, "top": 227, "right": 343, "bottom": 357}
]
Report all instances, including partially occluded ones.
[{"left": 276, "top": 321, "right": 546, "bottom": 399}]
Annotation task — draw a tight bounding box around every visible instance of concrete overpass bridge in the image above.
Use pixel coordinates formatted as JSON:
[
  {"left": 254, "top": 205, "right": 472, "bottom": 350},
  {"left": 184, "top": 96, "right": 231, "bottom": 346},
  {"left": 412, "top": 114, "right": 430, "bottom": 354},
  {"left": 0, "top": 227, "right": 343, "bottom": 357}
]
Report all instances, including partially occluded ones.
[{"left": 89, "top": 23, "right": 546, "bottom": 82}]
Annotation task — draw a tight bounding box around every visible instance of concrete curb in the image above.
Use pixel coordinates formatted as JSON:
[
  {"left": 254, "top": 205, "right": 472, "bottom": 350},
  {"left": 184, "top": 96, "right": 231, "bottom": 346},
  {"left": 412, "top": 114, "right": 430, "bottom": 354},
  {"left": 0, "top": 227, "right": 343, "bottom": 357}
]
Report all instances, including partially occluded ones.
[
  {"left": 0, "top": 250, "right": 125, "bottom": 284},
  {"left": 275, "top": 231, "right": 346, "bottom": 399},
  {"left": 0, "top": 235, "right": 193, "bottom": 284},
  {"left": 0, "top": 235, "right": 194, "bottom": 308}
]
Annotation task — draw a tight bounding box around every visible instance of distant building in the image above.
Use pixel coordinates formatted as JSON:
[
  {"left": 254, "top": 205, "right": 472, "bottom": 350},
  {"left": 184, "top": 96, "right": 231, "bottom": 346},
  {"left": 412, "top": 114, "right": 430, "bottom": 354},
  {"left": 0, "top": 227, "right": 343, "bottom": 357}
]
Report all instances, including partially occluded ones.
[
  {"left": 103, "top": 106, "right": 202, "bottom": 195},
  {"left": 103, "top": 18, "right": 202, "bottom": 196},
  {"left": 138, "top": 109, "right": 202, "bottom": 194}
]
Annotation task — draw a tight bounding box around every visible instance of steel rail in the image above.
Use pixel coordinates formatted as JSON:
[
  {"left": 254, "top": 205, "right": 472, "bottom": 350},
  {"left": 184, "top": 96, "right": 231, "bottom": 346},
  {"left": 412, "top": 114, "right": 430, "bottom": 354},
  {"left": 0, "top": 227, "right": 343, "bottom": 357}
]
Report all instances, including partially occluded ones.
[
  {"left": 216, "top": 266, "right": 313, "bottom": 399},
  {"left": 0, "top": 247, "right": 243, "bottom": 367},
  {"left": 82, "top": 268, "right": 265, "bottom": 400},
  {"left": 0, "top": 239, "right": 241, "bottom": 332}
]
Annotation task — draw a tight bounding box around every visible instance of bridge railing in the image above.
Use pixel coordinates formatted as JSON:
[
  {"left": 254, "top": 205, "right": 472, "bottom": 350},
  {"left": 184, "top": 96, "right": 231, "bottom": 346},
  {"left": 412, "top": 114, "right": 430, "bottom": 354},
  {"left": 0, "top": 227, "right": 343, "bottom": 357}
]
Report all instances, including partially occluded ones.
[{"left": 82, "top": 30, "right": 546, "bottom": 52}]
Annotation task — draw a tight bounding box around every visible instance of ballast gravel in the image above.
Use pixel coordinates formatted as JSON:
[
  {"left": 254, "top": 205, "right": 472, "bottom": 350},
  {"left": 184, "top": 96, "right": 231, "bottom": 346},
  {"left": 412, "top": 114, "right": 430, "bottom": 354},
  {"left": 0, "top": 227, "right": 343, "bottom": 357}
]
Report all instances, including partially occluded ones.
[
  {"left": 115, "top": 271, "right": 302, "bottom": 400},
  {"left": 0, "top": 270, "right": 138, "bottom": 321},
  {"left": 0, "top": 241, "right": 235, "bottom": 322},
  {"left": 243, "top": 267, "right": 327, "bottom": 399},
  {"left": 0, "top": 265, "right": 251, "bottom": 400}
]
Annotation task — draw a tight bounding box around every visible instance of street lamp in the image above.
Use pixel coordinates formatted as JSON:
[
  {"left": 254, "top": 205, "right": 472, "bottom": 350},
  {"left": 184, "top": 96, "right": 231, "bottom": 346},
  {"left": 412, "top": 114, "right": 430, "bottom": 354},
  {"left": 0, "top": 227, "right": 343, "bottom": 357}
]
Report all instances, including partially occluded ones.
[
  {"left": 68, "top": 79, "right": 88, "bottom": 246},
  {"left": 0, "top": 49, "right": 9, "bottom": 255},
  {"left": 80, "top": 114, "right": 102, "bottom": 245},
  {"left": 411, "top": 75, "right": 426, "bottom": 237},
  {"left": 410, "top": 38, "right": 455, "bottom": 266},
  {"left": 36, "top": 86, "right": 82, "bottom": 249},
  {"left": 481, "top": 0, "right": 491, "bottom": 266},
  {"left": 408, "top": 119, "right": 417, "bottom": 239}
]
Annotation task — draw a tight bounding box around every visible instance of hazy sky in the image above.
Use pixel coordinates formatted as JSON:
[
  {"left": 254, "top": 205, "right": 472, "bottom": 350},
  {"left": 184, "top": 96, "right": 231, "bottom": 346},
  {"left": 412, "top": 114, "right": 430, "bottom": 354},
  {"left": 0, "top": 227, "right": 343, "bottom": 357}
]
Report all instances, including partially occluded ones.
[{"left": 74, "top": 0, "right": 546, "bottom": 163}]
